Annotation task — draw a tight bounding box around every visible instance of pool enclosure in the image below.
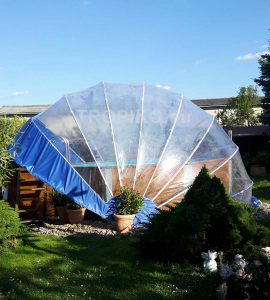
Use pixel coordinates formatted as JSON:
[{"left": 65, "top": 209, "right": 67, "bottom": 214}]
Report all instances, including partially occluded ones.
[{"left": 9, "top": 82, "right": 253, "bottom": 221}]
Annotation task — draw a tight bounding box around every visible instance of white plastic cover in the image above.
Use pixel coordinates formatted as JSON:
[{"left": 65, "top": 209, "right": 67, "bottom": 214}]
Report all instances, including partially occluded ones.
[{"left": 35, "top": 82, "right": 253, "bottom": 204}]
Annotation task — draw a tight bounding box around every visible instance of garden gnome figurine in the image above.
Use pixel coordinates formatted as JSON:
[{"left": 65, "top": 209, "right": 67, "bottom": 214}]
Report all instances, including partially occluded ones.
[
  {"left": 201, "top": 250, "right": 218, "bottom": 272},
  {"left": 233, "top": 254, "right": 247, "bottom": 270}
]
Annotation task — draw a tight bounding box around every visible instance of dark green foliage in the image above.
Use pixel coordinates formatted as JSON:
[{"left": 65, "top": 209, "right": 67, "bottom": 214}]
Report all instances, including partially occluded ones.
[
  {"left": 0, "top": 200, "right": 22, "bottom": 254},
  {"left": 66, "top": 198, "right": 83, "bottom": 210},
  {"left": 116, "top": 186, "right": 144, "bottom": 215},
  {"left": 251, "top": 175, "right": 270, "bottom": 202},
  {"left": 254, "top": 41, "right": 270, "bottom": 125},
  {"left": 253, "top": 224, "right": 270, "bottom": 250},
  {"left": 140, "top": 167, "right": 259, "bottom": 263},
  {"left": 0, "top": 116, "right": 26, "bottom": 190},
  {"left": 49, "top": 189, "right": 69, "bottom": 206},
  {"left": 49, "top": 189, "right": 82, "bottom": 209}
]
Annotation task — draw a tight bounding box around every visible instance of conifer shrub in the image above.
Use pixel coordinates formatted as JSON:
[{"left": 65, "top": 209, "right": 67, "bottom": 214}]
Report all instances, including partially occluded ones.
[
  {"left": 139, "top": 167, "right": 259, "bottom": 263},
  {"left": 0, "top": 200, "right": 22, "bottom": 254}
]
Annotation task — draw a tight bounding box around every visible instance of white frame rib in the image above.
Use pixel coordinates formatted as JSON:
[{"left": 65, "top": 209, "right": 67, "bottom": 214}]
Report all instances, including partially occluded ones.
[
  {"left": 102, "top": 82, "right": 122, "bottom": 187},
  {"left": 158, "top": 145, "right": 240, "bottom": 208},
  {"left": 231, "top": 183, "right": 253, "bottom": 199},
  {"left": 133, "top": 82, "right": 145, "bottom": 189},
  {"left": 31, "top": 119, "right": 101, "bottom": 200},
  {"left": 142, "top": 94, "right": 184, "bottom": 197},
  {"left": 152, "top": 115, "right": 215, "bottom": 202},
  {"left": 210, "top": 146, "right": 239, "bottom": 176},
  {"left": 64, "top": 94, "right": 114, "bottom": 197}
]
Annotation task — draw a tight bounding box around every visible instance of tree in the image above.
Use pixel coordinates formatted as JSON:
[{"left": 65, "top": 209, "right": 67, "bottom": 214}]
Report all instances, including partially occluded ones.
[
  {"left": 217, "top": 86, "right": 260, "bottom": 127},
  {"left": 254, "top": 42, "right": 270, "bottom": 126},
  {"left": 139, "top": 167, "right": 258, "bottom": 263},
  {"left": 0, "top": 116, "right": 26, "bottom": 192}
]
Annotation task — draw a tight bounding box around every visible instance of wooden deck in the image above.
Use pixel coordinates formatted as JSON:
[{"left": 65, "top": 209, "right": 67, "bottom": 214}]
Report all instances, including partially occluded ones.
[{"left": 7, "top": 168, "right": 54, "bottom": 222}]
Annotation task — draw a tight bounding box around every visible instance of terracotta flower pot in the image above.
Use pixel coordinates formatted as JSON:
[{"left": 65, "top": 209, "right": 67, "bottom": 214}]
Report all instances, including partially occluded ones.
[
  {"left": 56, "top": 206, "right": 70, "bottom": 224},
  {"left": 66, "top": 208, "right": 86, "bottom": 224},
  {"left": 114, "top": 213, "right": 135, "bottom": 233}
]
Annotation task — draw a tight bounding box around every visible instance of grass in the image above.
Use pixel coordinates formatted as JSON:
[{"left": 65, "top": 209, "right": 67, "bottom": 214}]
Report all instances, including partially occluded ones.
[
  {"left": 252, "top": 175, "right": 270, "bottom": 202},
  {"left": 0, "top": 234, "right": 219, "bottom": 300}
]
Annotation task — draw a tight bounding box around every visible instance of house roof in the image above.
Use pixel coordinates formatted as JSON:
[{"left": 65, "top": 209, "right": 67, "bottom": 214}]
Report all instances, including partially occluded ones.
[
  {"left": 192, "top": 98, "right": 232, "bottom": 108},
  {"left": 0, "top": 97, "right": 263, "bottom": 116},
  {"left": 0, "top": 105, "right": 50, "bottom": 117},
  {"left": 192, "top": 97, "right": 263, "bottom": 109}
]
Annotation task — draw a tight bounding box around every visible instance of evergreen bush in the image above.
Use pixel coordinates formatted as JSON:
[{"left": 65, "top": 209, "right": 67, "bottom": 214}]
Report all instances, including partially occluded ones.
[
  {"left": 139, "top": 167, "right": 259, "bottom": 263},
  {"left": 0, "top": 200, "right": 22, "bottom": 254}
]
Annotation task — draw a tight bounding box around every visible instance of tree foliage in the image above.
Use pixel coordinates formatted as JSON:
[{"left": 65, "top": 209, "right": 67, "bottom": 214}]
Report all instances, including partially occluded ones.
[
  {"left": 0, "top": 116, "right": 26, "bottom": 191},
  {"left": 254, "top": 42, "right": 270, "bottom": 126},
  {"left": 0, "top": 200, "right": 22, "bottom": 254},
  {"left": 139, "top": 167, "right": 259, "bottom": 263},
  {"left": 217, "top": 86, "right": 260, "bottom": 127}
]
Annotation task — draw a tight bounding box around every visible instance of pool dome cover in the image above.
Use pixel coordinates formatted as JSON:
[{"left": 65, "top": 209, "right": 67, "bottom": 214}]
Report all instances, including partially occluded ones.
[{"left": 9, "top": 82, "right": 253, "bottom": 222}]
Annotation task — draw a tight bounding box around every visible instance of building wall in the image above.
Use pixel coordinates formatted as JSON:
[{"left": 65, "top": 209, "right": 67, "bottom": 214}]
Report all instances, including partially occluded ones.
[{"left": 204, "top": 107, "right": 263, "bottom": 122}]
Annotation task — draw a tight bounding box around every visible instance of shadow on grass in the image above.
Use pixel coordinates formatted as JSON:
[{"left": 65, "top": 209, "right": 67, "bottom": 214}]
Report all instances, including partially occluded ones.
[{"left": 0, "top": 234, "right": 218, "bottom": 300}]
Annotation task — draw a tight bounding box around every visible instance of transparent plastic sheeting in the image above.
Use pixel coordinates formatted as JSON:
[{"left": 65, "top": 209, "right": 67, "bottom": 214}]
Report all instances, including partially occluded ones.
[
  {"left": 154, "top": 120, "right": 239, "bottom": 206},
  {"left": 144, "top": 99, "right": 213, "bottom": 200},
  {"left": 230, "top": 151, "right": 253, "bottom": 202},
  {"left": 9, "top": 83, "right": 253, "bottom": 221}
]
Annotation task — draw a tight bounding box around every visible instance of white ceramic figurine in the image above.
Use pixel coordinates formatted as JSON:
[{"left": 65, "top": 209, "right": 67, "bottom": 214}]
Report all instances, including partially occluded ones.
[
  {"left": 201, "top": 250, "right": 218, "bottom": 272},
  {"left": 233, "top": 254, "right": 247, "bottom": 270}
]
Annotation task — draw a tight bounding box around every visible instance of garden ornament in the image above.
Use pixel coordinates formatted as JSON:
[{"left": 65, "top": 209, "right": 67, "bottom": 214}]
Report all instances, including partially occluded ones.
[
  {"left": 220, "top": 265, "right": 233, "bottom": 280},
  {"left": 250, "top": 196, "right": 261, "bottom": 208},
  {"left": 233, "top": 254, "right": 247, "bottom": 270},
  {"left": 260, "top": 247, "right": 270, "bottom": 259},
  {"left": 201, "top": 250, "right": 218, "bottom": 272}
]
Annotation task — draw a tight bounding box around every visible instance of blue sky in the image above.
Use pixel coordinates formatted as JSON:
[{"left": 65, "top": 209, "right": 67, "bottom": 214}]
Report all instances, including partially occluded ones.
[{"left": 0, "top": 0, "right": 269, "bottom": 105}]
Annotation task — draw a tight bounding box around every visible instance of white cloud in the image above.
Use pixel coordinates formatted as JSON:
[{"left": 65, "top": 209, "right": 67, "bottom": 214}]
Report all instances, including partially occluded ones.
[
  {"left": 155, "top": 84, "right": 171, "bottom": 90},
  {"left": 236, "top": 51, "right": 270, "bottom": 61},
  {"left": 0, "top": 90, "right": 29, "bottom": 99}
]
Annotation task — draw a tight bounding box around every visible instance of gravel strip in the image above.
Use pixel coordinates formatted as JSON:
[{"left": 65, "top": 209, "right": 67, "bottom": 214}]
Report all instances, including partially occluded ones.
[{"left": 29, "top": 220, "right": 143, "bottom": 238}]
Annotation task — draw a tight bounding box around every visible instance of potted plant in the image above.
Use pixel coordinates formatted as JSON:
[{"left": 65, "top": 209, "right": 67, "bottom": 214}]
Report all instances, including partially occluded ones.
[
  {"left": 66, "top": 199, "right": 86, "bottom": 224},
  {"left": 49, "top": 189, "right": 69, "bottom": 224},
  {"left": 114, "top": 186, "right": 144, "bottom": 233}
]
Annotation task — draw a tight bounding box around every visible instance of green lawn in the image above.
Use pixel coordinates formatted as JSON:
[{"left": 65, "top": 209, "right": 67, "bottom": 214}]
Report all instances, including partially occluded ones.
[
  {"left": 0, "top": 234, "right": 218, "bottom": 300},
  {"left": 252, "top": 175, "right": 270, "bottom": 202}
]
